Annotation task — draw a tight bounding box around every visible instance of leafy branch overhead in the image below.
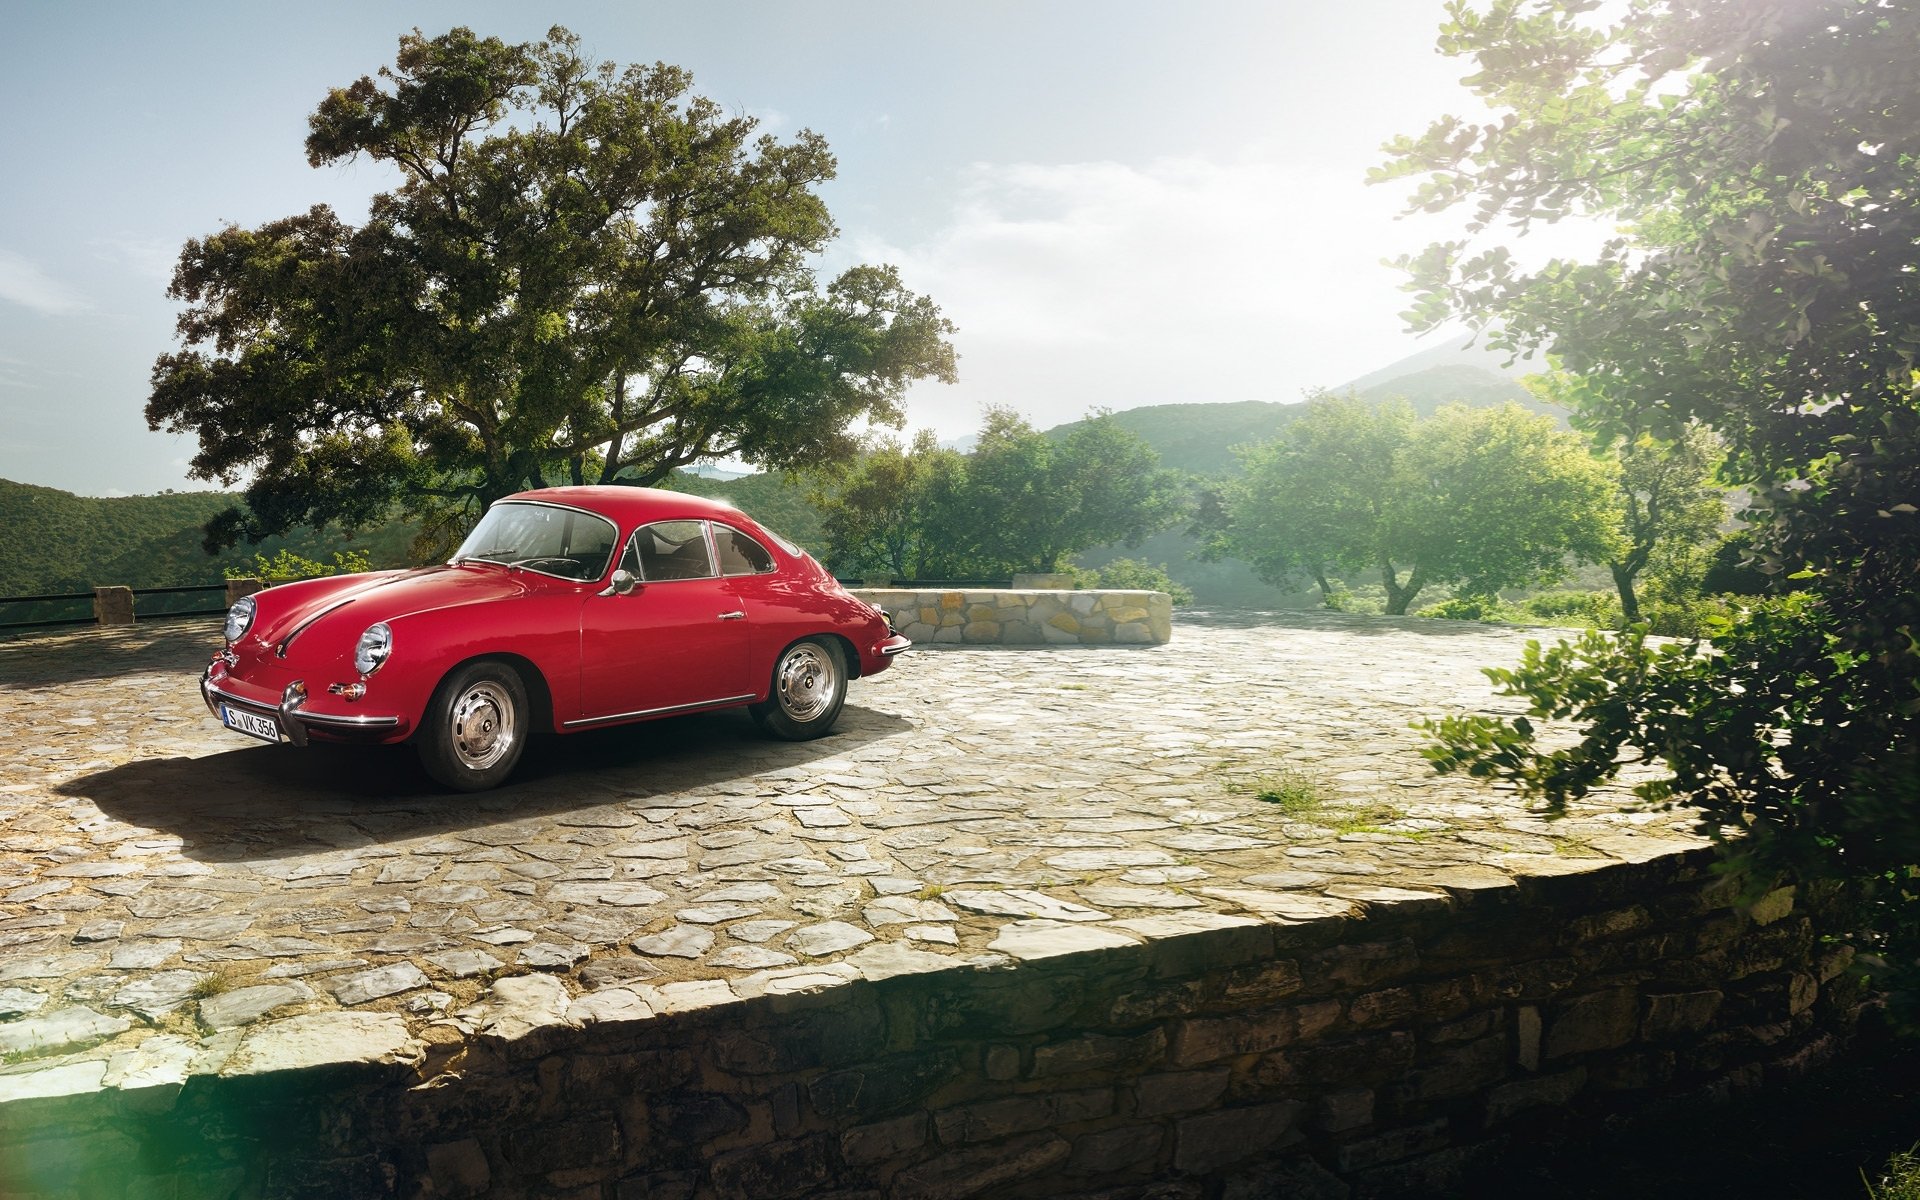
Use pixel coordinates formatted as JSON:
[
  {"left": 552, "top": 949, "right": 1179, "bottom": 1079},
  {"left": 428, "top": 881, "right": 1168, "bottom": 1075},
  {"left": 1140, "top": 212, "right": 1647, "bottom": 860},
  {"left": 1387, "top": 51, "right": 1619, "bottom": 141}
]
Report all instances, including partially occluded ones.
[
  {"left": 147, "top": 26, "right": 956, "bottom": 552},
  {"left": 1390, "top": 0, "right": 1920, "bottom": 998}
]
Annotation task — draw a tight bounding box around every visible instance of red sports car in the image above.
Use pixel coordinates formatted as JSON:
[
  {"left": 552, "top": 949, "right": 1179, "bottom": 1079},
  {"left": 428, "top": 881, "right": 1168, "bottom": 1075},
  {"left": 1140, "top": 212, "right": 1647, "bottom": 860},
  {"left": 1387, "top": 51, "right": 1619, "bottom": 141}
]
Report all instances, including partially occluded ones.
[{"left": 200, "top": 486, "right": 909, "bottom": 790}]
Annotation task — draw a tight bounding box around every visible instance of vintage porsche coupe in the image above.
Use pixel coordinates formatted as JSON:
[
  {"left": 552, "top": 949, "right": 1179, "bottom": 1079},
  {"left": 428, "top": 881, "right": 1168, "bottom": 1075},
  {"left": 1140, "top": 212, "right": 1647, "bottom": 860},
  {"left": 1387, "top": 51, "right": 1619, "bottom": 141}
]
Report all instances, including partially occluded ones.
[{"left": 200, "top": 486, "right": 909, "bottom": 791}]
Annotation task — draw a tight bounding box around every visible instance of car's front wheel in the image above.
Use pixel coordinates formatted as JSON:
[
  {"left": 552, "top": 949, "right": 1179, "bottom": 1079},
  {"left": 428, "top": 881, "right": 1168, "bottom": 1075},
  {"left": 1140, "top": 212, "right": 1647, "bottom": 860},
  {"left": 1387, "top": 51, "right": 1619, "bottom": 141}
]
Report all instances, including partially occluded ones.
[
  {"left": 418, "top": 661, "right": 528, "bottom": 791},
  {"left": 750, "top": 638, "right": 847, "bottom": 740}
]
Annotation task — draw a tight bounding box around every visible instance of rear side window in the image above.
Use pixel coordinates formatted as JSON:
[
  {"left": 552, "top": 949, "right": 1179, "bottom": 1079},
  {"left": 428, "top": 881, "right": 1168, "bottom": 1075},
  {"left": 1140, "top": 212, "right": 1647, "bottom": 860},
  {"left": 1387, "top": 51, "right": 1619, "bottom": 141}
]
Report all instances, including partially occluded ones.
[
  {"left": 627, "top": 520, "right": 715, "bottom": 581},
  {"left": 713, "top": 525, "right": 776, "bottom": 575}
]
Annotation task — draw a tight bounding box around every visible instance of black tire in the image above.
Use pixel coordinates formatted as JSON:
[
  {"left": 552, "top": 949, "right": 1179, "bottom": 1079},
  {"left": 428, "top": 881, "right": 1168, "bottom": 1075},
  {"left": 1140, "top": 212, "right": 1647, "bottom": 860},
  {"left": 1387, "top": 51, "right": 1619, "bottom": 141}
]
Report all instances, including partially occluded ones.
[
  {"left": 417, "top": 661, "right": 529, "bottom": 791},
  {"left": 750, "top": 637, "right": 848, "bottom": 741}
]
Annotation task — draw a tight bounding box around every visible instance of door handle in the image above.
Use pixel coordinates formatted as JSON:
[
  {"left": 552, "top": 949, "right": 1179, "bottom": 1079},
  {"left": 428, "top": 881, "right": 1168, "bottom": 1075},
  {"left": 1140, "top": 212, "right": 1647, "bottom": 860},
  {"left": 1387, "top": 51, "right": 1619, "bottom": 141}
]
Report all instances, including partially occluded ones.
[{"left": 717, "top": 611, "right": 746, "bottom": 620}]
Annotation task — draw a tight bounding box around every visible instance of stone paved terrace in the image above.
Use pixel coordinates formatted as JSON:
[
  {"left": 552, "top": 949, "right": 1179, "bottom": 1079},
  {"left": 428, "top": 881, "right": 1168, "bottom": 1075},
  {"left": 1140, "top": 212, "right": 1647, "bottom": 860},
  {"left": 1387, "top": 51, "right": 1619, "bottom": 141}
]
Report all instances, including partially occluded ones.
[{"left": 0, "top": 610, "right": 1701, "bottom": 1080}]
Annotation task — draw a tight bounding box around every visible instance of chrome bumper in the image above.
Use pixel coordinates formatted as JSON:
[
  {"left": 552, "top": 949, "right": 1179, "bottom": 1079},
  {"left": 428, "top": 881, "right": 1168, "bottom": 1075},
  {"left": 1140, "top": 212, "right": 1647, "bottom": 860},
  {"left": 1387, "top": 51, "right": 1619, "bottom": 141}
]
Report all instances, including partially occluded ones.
[{"left": 202, "top": 665, "right": 401, "bottom": 748}]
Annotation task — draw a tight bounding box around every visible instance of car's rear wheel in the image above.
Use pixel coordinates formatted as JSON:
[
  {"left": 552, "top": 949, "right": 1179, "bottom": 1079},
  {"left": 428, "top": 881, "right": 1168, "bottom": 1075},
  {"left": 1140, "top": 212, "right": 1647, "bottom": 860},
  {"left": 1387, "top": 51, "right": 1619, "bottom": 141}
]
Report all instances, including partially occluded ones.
[
  {"left": 750, "top": 637, "right": 847, "bottom": 741},
  {"left": 418, "top": 661, "right": 528, "bottom": 791}
]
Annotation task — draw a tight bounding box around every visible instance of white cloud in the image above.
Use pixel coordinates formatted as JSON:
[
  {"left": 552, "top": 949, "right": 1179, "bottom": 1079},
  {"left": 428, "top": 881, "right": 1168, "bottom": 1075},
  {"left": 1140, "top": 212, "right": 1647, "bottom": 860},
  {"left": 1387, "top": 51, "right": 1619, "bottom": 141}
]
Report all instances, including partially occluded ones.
[
  {"left": 848, "top": 156, "right": 1610, "bottom": 440},
  {"left": 89, "top": 235, "right": 179, "bottom": 284},
  {"left": 0, "top": 249, "right": 90, "bottom": 315}
]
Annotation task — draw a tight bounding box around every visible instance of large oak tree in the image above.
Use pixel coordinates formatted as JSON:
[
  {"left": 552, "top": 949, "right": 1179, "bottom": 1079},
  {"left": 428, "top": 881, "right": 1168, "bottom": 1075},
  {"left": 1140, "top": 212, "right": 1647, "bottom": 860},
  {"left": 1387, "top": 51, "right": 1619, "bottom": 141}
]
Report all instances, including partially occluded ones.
[{"left": 148, "top": 27, "right": 955, "bottom": 552}]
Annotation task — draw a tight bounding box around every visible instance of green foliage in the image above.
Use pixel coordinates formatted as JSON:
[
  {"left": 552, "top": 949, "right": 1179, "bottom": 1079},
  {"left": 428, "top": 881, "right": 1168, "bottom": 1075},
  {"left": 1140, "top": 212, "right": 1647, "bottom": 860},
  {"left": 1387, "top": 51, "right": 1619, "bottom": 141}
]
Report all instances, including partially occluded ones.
[
  {"left": 1067, "top": 558, "right": 1195, "bottom": 605},
  {"left": 1206, "top": 393, "right": 1619, "bottom": 613},
  {"left": 147, "top": 26, "right": 954, "bottom": 555},
  {"left": 1245, "top": 770, "right": 1327, "bottom": 816},
  {"left": 666, "top": 470, "right": 826, "bottom": 553},
  {"left": 810, "top": 410, "right": 1185, "bottom": 578},
  {"left": 0, "top": 478, "right": 417, "bottom": 597},
  {"left": 1870, "top": 1144, "right": 1920, "bottom": 1200},
  {"left": 1390, "top": 0, "right": 1920, "bottom": 994},
  {"left": 1522, "top": 590, "right": 1622, "bottom": 626},
  {"left": 226, "top": 549, "right": 372, "bottom": 582},
  {"left": 1417, "top": 593, "right": 1525, "bottom": 623}
]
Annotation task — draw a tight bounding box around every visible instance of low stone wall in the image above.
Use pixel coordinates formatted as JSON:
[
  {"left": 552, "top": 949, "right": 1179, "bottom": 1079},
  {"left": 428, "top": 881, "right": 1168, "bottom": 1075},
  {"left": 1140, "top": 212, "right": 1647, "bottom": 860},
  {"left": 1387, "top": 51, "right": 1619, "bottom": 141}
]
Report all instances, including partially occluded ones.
[
  {"left": 851, "top": 588, "right": 1173, "bottom": 647},
  {"left": 0, "top": 848, "right": 1857, "bottom": 1199}
]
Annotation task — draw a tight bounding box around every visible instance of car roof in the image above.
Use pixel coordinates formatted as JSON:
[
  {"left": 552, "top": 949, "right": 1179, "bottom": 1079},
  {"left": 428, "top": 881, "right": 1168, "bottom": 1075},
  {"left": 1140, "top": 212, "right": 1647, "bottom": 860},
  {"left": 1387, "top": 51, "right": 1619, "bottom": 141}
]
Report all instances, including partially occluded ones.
[{"left": 500, "top": 485, "right": 754, "bottom": 528}]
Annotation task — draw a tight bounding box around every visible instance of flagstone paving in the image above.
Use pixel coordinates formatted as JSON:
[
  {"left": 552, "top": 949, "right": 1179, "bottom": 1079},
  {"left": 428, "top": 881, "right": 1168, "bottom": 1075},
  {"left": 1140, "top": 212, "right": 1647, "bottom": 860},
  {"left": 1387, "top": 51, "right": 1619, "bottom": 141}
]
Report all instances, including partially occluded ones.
[{"left": 0, "top": 610, "right": 1699, "bottom": 1076}]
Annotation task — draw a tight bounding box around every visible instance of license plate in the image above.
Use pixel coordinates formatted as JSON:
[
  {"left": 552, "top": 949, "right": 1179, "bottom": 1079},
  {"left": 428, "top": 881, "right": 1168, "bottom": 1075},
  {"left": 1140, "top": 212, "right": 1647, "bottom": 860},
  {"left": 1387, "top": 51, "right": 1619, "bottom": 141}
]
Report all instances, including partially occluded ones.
[{"left": 220, "top": 704, "right": 281, "bottom": 744}]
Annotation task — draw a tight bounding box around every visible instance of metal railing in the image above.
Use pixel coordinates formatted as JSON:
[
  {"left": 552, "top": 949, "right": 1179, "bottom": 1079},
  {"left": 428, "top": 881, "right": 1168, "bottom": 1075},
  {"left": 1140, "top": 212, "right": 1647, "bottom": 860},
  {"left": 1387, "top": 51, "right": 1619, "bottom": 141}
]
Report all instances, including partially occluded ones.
[{"left": 0, "top": 583, "right": 232, "bottom": 633}]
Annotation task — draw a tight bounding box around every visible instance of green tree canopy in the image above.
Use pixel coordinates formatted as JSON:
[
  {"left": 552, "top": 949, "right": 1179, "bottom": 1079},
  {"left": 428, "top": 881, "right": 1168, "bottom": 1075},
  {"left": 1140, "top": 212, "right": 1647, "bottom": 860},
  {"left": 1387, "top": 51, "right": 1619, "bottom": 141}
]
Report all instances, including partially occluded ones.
[
  {"left": 1211, "top": 394, "right": 1618, "bottom": 614},
  {"left": 147, "top": 26, "right": 955, "bottom": 553},
  {"left": 1386, "top": 0, "right": 1920, "bottom": 995},
  {"left": 1607, "top": 422, "right": 1729, "bottom": 625},
  {"left": 809, "top": 409, "right": 1185, "bottom": 579}
]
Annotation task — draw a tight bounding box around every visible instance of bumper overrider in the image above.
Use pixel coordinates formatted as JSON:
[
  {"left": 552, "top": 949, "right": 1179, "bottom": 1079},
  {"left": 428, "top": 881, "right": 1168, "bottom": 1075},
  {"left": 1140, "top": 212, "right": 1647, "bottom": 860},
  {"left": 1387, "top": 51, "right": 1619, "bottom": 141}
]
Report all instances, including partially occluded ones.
[{"left": 201, "top": 663, "right": 404, "bottom": 748}]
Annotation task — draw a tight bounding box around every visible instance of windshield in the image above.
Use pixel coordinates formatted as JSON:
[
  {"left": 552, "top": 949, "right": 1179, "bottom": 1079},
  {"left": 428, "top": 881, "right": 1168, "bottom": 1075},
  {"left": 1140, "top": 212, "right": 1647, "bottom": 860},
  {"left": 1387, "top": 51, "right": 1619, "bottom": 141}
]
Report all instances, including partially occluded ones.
[{"left": 452, "top": 502, "right": 619, "bottom": 582}]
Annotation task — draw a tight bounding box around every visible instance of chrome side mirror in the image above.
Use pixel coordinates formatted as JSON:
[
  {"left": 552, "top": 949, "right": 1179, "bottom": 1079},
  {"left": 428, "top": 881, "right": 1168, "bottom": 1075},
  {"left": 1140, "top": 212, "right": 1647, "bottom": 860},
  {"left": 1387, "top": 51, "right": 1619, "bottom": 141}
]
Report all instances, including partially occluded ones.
[{"left": 599, "top": 569, "right": 638, "bottom": 597}]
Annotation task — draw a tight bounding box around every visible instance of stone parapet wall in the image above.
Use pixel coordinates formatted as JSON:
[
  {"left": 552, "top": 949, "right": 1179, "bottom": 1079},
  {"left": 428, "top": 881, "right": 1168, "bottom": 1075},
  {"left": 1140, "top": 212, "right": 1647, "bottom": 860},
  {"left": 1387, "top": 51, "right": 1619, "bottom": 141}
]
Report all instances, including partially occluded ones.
[
  {"left": 0, "top": 848, "right": 1858, "bottom": 1199},
  {"left": 851, "top": 588, "right": 1173, "bottom": 647}
]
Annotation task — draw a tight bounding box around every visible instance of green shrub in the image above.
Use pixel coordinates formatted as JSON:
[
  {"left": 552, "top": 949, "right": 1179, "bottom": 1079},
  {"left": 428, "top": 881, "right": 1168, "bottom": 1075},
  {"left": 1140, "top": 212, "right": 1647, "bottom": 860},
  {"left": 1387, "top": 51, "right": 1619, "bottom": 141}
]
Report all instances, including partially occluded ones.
[
  {"left": 1418, "top": 593, "right": 1525, "bottom": 622},
  {"left": 1639, "top": 593, "right": 1736, "bottom": 639},
  {"left": 227, "top": 549, "right": 372, "bottom": 583},
  {"left": 1521, "top": 589, "right": 1623, "bottom": 628},
  {"left": 1069, "top": 558, "right": 1195, "bottom": 605}
]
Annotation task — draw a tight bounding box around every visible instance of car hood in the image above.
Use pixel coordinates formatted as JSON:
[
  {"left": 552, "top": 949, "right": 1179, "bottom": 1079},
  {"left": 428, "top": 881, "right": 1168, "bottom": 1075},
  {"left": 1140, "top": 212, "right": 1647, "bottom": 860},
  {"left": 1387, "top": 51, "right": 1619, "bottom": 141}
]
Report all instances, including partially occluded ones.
[{"left": 247, "top": 564, "right": 552, "bottom": 655}]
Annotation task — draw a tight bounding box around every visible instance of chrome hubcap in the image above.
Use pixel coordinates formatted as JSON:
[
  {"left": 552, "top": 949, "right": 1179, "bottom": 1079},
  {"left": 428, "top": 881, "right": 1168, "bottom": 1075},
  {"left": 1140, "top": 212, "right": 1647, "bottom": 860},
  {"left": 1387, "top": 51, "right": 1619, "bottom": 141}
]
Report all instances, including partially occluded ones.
[
  {"left": 451, "top": 682, "right": 515, "bottom": 770},
  {"left": 775, "top": 644, "right": 837, "bottom": 722}
]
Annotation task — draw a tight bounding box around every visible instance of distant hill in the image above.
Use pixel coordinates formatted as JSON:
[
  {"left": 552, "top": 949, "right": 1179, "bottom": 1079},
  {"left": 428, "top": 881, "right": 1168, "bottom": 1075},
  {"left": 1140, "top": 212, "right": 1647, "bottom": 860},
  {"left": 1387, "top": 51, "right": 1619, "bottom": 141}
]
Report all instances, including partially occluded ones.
[
  {"left": 0, "top": 479, "right": 417, "bottom": 597},
  {"left": 0, "top": 343, "right": 1554, "bottom": 603},
  {"left": 1335, "top": 333, "right": 1541, "bottom": 394}
]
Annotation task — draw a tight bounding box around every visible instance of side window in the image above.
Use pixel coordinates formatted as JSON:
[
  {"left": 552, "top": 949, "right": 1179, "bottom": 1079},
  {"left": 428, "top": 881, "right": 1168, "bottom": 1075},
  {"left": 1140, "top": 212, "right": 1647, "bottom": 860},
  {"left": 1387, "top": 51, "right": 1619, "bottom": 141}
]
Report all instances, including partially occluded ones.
[
  {"left": 713, "top": 524, "right": 776, "bottom": 576},
  {"left": 631, "top": 520, "right": 715, "bottom": 582}
]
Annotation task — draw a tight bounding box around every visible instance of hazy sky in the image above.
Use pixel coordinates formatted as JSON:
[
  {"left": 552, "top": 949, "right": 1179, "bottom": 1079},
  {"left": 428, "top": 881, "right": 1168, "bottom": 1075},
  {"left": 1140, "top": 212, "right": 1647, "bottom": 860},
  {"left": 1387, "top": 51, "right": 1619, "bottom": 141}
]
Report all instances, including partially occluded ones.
[{"left": 0, "top": 1, "right": 1579, "bottom": 496}]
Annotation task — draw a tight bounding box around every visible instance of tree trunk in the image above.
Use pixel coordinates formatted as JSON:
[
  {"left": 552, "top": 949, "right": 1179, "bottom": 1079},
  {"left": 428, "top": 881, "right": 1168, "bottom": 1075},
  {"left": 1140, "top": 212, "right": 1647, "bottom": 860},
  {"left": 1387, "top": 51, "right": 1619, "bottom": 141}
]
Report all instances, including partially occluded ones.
[
  {"left": 1381, "top": 563, "right": 1427, "bottom": 615},
  {"left": 1312, "top": 566, "right": 1337, "bottom": 608},
  {"left": 1612, "top": 562, "right": 1642, "bottom": 624}
]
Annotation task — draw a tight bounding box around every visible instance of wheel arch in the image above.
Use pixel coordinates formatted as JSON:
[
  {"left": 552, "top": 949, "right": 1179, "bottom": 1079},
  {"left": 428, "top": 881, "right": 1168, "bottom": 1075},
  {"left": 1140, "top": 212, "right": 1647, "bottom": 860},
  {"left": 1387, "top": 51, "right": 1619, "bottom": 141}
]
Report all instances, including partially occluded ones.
[{"left": 437, "top": 652, "right": 556, "bottom": 735}]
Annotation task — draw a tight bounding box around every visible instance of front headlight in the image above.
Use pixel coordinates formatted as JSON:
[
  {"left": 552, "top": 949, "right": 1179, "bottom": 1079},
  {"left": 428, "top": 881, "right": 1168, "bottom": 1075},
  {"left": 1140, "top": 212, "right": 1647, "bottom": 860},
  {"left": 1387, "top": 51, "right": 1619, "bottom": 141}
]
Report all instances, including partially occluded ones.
[
  {"left": 353, "top": 622, "right": 393, "bottom": 676},
  {"left": 224, "top": 596, "right": 256, "bottom": 643}
]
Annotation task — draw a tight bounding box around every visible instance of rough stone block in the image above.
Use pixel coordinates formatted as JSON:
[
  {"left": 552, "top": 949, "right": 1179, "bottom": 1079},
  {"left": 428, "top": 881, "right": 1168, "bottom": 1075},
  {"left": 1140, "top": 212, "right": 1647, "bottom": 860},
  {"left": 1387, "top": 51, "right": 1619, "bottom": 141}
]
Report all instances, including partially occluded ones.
[
  {"left": 1069, "top": 1123, "right": 1164, "bottom": 1174},
  {"left": 503, "top": 1117, "right": 621, "bottom": 1176},
  {"left": 614, "top": 1170, "right": 699, "bottom": 1200},
  {"left": 1643, "top": 990, "right": 1723, "bottom": 1040},
  {"left": 1484, "top": 1067, "right": 1587, "bottom": 1124},
  {"left": 1745, "top": 886, "right": 1796, "bottom": 927},
  {"left": 1333, "top": 1117, "right": 1450, "bottom": 1173},
  {"left": 1316, "top": 1088, "right": 1374, "bottom": 1133},
  {"left": 709, "top": 1135, "right": 838, "bottom": 1200},
  {"left": 711, "top": 1000, "right": 887, "bottom": 1074},
  {"left": 890, "top": 1133, "right": 1071, "bottom": 1200},
  {"left": 1565, "top": 905, "right": 1652, "bottom": 945},
  {"left": 1544, "top": 988, "right": 1640, "bottom": 1060},
  {"left": 1133, "top": 1067, "right": 1230, "bottom": 1118},
  {"left": 1168, "top": 1000, "right": 1340, "bottom": 1067},
  {"left": 1392, "top": 1034, "right": 1507, "bottom": 1104},
  {"left": 1347, "top": 986, "right": 1417, "bottom": 1029},
  {"left": 424, "top": 1139, "right": 491, "bottom": 1198},
  {"left": 1173, "top": 1101, "right": 1302, "bottom": 1174},
  {"left": 93, "top": 586, "right": 135, "bottom": 626},
  {"left": 842, "top": 1112, "right": 928, "bottom": 1166},
  {"left": 1030, "top": 1028, "right": 1167, "bottom": 1078},
  {"left": 932, "top": 1087, "right": 1113, "bottom": 1144},
  {"left": 808, "top": 1051, "right": 959, "bottom": 1123},
  {"left": 1304, "top": 939, "right": 1418, "bottom": 989}
]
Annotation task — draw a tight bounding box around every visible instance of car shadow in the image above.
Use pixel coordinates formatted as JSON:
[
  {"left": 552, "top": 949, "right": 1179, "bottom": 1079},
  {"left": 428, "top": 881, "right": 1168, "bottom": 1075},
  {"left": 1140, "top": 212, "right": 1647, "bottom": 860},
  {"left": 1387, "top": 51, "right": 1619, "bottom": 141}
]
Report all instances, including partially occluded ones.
[{"left": 63, "top": 703, "right": 911, "bottom": 863}]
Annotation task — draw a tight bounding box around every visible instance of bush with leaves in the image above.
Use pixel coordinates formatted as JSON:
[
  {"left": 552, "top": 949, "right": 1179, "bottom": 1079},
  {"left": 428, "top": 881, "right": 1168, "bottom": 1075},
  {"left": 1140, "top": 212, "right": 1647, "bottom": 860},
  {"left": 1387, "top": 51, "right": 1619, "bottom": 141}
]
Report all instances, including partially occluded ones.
[
  {"left": 226, "top": 549, "right": 372, "bottom": 583},
  {"left": 1068, "top": 558, "right": 1195, "bottom": 605},
  {"left": 1386, "top": 0, "right": 1920, "bottom": 998}
]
